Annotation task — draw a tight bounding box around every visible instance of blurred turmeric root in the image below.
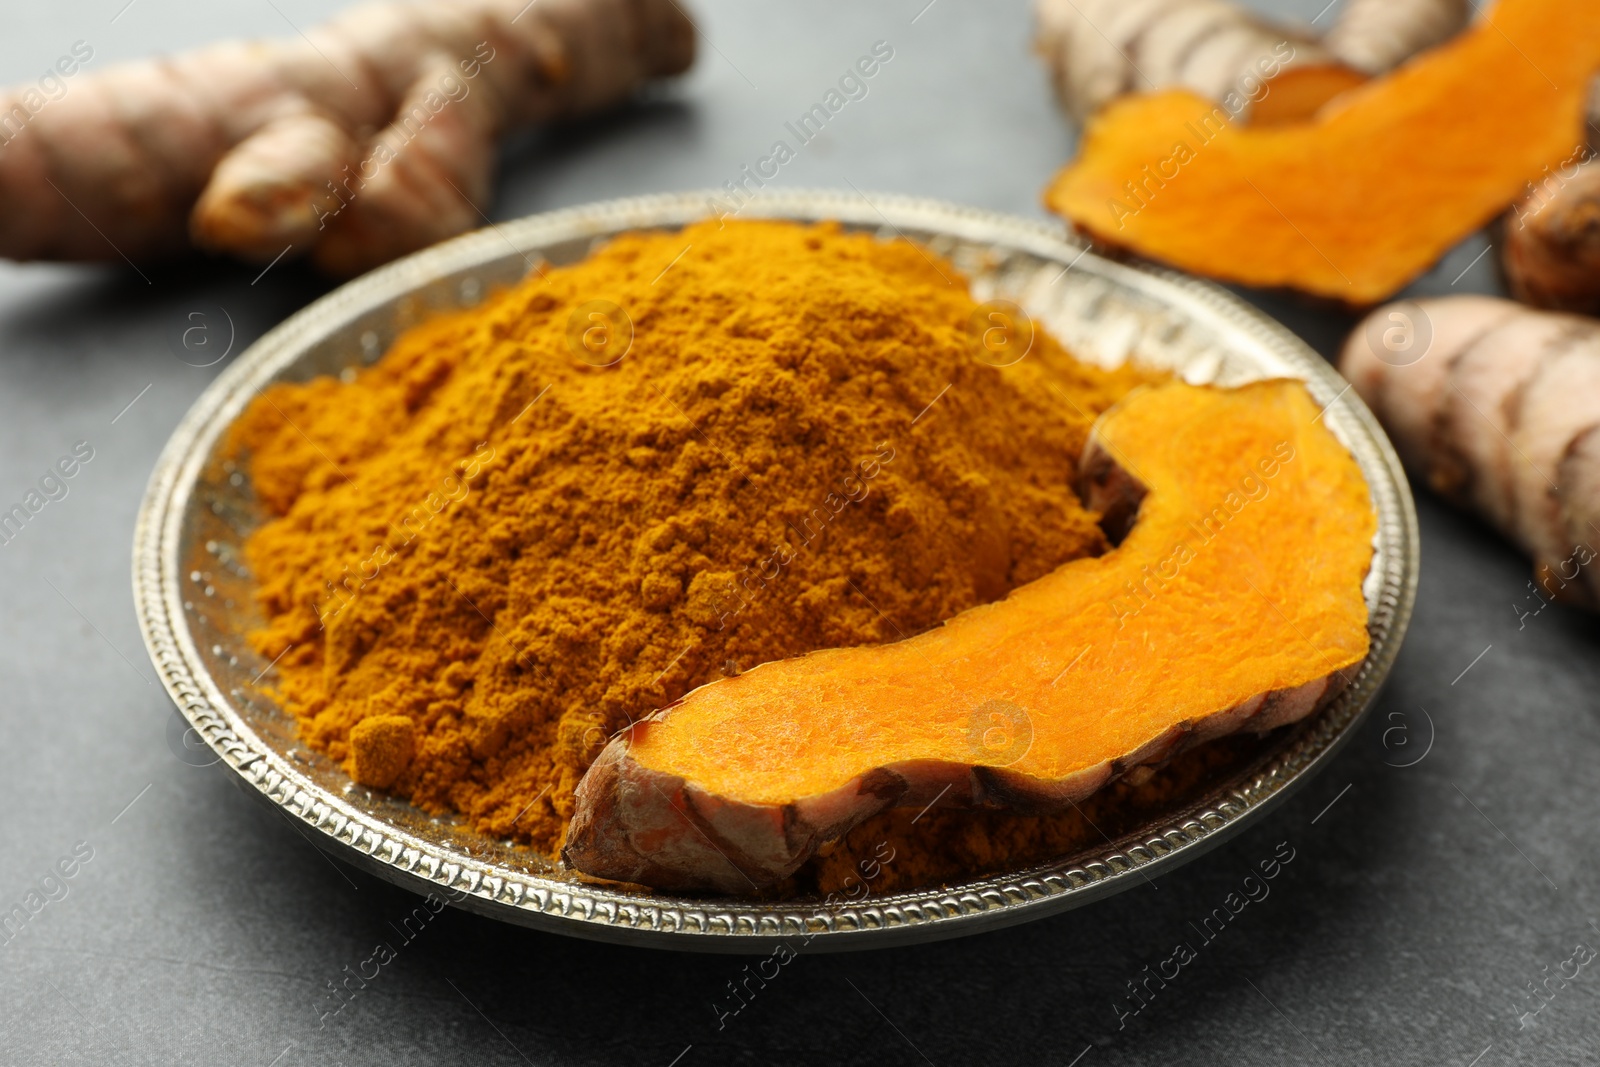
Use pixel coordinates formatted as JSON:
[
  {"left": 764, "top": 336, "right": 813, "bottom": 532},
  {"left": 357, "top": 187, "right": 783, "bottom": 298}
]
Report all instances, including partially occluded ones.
[
  {"left": 1032, "top": 0, "right": 1466, "bottom": 126},
  {"left": 1341, "top": 295, "right": 1600, "bottom": 606},
  {"left": 0, "top": 0, "right": 695, "bottom": 277}
]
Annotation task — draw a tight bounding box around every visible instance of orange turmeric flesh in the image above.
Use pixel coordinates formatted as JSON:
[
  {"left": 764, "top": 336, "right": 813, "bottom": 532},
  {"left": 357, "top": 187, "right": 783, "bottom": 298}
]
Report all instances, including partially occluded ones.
[
  {"left": 1249, "top": 65, "right": 1367, "bottom": 126},
  {"left": 1046, "top": 0, "right": 1600, "bottom": 303},
  {"left": 566, "top": 380, "right": 1376, "bottom": 892}
]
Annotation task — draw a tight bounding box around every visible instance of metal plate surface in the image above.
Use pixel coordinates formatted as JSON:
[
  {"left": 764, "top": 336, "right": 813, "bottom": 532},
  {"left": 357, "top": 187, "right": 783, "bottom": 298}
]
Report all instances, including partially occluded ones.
[{"left": 132, "top": 189, "right": 1418, "bottom": 952}]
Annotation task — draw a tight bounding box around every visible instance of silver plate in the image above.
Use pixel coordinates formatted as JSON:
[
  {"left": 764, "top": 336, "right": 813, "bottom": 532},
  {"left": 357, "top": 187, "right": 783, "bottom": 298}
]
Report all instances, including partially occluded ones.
[{"left": 133, "top": 190, "right": 1418, "bottom": 952}]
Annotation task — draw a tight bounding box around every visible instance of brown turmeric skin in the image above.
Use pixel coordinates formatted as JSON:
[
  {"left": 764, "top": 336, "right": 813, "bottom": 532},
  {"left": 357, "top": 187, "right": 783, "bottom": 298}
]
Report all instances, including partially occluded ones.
[
  {"left": 808, "top": 733, "right": 1267, "bottom": 896},
  {"left": 1503, "top": 161, "right": 1600, "bottom": 316},
  {"left": 232, "top": 218, "right": 1144, "bottom": 862}
]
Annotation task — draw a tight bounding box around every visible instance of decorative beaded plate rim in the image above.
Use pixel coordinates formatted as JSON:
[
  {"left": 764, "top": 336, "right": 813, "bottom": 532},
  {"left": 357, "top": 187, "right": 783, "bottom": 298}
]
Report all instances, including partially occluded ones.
[{"left": 132, "top": 189, "right": 1418, "bottom": 953}]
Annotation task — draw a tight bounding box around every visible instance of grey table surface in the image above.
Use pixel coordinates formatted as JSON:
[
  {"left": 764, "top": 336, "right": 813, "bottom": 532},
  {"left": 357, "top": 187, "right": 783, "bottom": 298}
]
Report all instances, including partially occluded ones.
[{"left": 2, "top": 1, "right": 1597, "bottom": 1065}]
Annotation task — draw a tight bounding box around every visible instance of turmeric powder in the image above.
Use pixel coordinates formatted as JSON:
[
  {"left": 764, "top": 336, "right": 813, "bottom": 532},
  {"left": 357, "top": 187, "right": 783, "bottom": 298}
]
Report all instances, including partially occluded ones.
[{"left": 232, "top": 218, "right": 1144, "bottom": 865}]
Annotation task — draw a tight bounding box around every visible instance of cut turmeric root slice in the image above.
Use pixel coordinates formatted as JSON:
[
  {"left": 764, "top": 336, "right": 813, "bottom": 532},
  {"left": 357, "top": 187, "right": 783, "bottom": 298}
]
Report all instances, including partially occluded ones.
[
  {"left": 1045, "top": 0, "right": 1600, "bottom": 304},
  {"left": 564, "top": 380, "right": 1376, "bottom": 893}
]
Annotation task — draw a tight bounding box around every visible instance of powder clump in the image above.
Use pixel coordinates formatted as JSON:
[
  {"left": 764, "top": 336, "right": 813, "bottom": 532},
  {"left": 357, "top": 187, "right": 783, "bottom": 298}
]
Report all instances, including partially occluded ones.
[
  {"left": 231, "top": 218, "right": 1143, "bottom": 858},
  {"left": 348, "top": 715, "right": 417, "bottom": 789}
]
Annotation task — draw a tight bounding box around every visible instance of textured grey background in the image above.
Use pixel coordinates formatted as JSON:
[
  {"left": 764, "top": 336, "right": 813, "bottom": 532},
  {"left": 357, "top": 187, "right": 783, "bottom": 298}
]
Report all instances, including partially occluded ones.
[{"left": 2, "top": 1, "right": 1598, "bottom": 1065}]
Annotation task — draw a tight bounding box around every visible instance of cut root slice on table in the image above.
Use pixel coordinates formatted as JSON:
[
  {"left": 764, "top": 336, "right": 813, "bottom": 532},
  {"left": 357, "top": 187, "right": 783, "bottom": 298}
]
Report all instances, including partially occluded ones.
[{"left": 1045, "top": 0, "right": 1600, "bottom": 304}]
